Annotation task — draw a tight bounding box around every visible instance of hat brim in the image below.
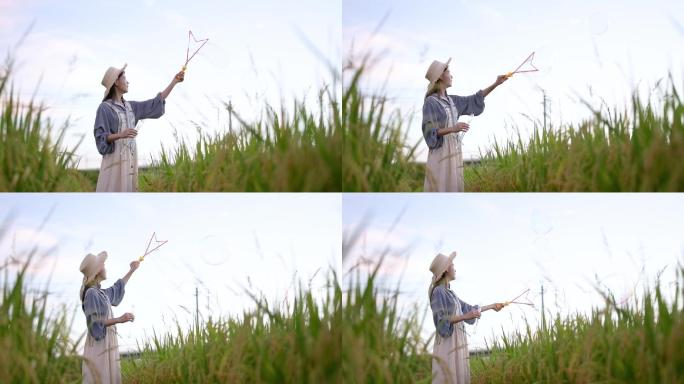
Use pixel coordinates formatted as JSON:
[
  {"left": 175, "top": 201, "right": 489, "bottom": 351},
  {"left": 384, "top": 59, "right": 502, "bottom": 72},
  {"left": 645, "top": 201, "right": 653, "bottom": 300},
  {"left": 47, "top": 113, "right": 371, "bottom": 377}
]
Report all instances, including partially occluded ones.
[
  {"left": 431, "top": 251, "right": 457, "bottom": 283},
  {"left": 84, "top": 251, "right": 108, "bottom": 285},
  {"left": 425, "top": 58, "right": 452, "bottom": 96},
  {"left": 102, "top": 64, "right": 128, "bottom": 100}
]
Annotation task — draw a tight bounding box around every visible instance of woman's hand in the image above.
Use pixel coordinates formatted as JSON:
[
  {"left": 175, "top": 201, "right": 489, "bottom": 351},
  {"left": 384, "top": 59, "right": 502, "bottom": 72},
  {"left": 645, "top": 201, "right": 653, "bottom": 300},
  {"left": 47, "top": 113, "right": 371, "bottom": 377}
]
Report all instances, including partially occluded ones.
[
  {"left": 119, "top": 312, "right": 135, "bottom": 323},
  {"left": 119, "top": 128, "right": 138, "bottom": 139},
  {"left": 453, "top": 122, "right": 470, "bottom": 133},
  {"left": 482, "top": 75, "right": 509, "bottom": 97},
  {"left": 493, "top": 303, "right": 505, "bottom": 312},
  {"left": 162, "top": 71, "right": 185, "bottom": 100},
  {"left": 174, "top": 71, "right": 185, "bottom": 83},
  {"left": 122, "top": 261, "right": 140, "bottom": 284},
  {"left": 495, "top": 74, "right": 508, "bottom": 86},
  {"left": 464, "top": 308, "right": 481, "bottom": 320}
]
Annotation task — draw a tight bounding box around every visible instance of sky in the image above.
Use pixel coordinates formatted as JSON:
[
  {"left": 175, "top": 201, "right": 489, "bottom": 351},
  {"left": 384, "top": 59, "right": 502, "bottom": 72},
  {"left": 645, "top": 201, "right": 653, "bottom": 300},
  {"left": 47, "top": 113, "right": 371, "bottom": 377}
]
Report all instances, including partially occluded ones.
[
  {"left": 0, "top": 193, "right": 342, "bottom": 352},
  {"left": 0, "top": 0, "right": 341, "bottom": 169},
  {"left": 343, "top": 0, "right": 684, "bottom": 161},
  {"left": 342, "top": 193, "right": 684, "bottom": 350}
]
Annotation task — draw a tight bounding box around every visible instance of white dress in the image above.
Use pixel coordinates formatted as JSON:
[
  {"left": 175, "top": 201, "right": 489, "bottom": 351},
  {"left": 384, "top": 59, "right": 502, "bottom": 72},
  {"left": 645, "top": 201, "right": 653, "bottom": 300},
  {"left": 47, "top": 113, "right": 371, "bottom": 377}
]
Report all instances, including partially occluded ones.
[
  {"left": 424, "top": 95, "right": 464, "bottom": 192},
  {"left": 82, "top": 304, "right": 122, "bottom": 384},
  {"left": 82, "top": 280, "right": 126, "bottom": 384},
  {"left": 96, "top": 100, "right": 138, "bottom": 192},
  {"left": 430, "top": 286, "right": 478, "bottom": 384}
]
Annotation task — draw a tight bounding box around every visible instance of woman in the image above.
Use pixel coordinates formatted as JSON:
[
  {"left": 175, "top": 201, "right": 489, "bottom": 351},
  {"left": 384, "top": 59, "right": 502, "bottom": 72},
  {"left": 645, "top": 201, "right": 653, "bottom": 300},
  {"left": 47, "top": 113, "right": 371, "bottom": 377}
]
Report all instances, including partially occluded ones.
[
  {"left": 93, "top": 64, "right": 185, "bottom": 192},
  {"left": 422, "top": 58, "right": 508, "bottom": 192},
  {"left": 79, "top": 251, "right": 140, "bottom": 384},
  {"left": 429, "top": 252, "right": 504, "bottom": 384}
]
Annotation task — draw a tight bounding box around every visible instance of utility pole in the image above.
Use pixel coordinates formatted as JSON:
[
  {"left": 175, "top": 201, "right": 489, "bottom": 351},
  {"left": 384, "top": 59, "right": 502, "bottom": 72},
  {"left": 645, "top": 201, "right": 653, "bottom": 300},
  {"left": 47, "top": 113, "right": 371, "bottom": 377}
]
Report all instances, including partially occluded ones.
[
  {"left": 195, "top": 286, "right": 199, "bottom": 331},
  {"left": 228, "top": 101, "right": 233, "bottom": 133},
  {"left": 540, "top": 283, "right": 546, "bottom": 332},
  {"left": 542, "top": 90, "right": 548, "bottom": 131}
]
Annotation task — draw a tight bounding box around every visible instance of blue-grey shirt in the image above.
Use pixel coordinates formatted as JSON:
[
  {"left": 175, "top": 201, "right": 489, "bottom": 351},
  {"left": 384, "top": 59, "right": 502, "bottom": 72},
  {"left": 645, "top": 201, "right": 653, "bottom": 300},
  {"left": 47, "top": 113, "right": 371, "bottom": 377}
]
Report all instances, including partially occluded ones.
[
  {"left": 82, "top": 279, "right": 126, "bottom": 341},
  {"left": 93, "top": 93, "right": 166, "bottom": 155},
  {"left": 422, "top": 91, "right": 485, "bottom": 150},
  {"left": 430, "top": 284, "right": 479, "bottom": 338}
]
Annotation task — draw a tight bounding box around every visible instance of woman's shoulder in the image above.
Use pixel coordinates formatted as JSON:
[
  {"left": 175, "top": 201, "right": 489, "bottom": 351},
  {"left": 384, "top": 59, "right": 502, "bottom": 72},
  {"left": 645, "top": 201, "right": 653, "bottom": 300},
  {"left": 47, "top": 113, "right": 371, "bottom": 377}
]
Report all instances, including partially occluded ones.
[
  {"left": 432, "top": 284, "right": 450, "bottom": 297},
  {"left": 97, "top": 101, "right": 114, "bottom": 113},
  {"left": 83, "top": 286, "right": 102, "bottom": 300},
  {"left": 424, "top": 94, "right": 440, "bottom": 104}
]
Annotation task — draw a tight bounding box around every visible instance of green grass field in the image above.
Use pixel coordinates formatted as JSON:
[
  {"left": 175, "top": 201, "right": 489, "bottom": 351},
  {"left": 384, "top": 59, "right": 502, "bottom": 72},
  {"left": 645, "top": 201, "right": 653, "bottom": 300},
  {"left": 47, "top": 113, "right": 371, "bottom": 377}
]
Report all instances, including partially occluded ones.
[
  {"left": 1, "top": 62, "right": 342, "bottom": 192},
  {"left": 342, "top": 62, "right": 684, "bottom": 192},
  {"left": 1, "top": 252, "right": 342, "bottom": 383},
  {"left": 7, "top": 57, "right": 681, "bottom": 192},
  {"left": 3, "top": 241, "right": 683, "bottom": 383}
]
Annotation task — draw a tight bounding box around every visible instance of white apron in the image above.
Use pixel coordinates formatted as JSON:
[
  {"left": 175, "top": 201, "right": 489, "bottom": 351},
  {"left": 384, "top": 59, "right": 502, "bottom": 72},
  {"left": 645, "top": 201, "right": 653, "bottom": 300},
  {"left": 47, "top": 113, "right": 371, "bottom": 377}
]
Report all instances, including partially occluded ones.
[
  {"left": 82, "top": 302, "right": 122, "bottom": 384},
  {"left": 96, "top": 100, "right": 138, "bottom": 192},
  {"left": 432, "top": 292, "right": 471, "bottom": 384},
  {"left": 424, "top": 96, "right": 464, "bottom": 192}
]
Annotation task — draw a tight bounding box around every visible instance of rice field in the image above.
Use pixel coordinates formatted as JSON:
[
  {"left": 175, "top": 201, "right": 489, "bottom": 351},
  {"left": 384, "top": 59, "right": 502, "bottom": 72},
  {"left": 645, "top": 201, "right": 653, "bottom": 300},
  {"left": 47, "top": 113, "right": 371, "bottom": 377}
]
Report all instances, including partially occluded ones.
[
  {"left": 472, "top": 272, "right": 684, "bottom": 383},
  {"left": 342, "top": 59, "right": 424, "bottom": 192},
  {"left": 340, "top": 262, "right": 684, "bottom": 383},
  {"left": 0, "top": 62, "right": 342, "bottom": 192},
  {"left": 1, "top": 249, "right": 342, "bottom": 383},
  {"left": 342, "top": 63, "right": 684, "bottom": 192},
  {"left": 469, "top": 77, "right": 684, "bottom": 192},
  {"left": 120, "top": 275, "right": 342, "bottom": 383},
  {"left": 0, "top": 253, "right": 83, "bottom": 382},
  {"left": 3, "top": 235, "right": 684, "bottom": 383},
  {"left": 0, "top": 64, "right": 92, "bottom": 192}
]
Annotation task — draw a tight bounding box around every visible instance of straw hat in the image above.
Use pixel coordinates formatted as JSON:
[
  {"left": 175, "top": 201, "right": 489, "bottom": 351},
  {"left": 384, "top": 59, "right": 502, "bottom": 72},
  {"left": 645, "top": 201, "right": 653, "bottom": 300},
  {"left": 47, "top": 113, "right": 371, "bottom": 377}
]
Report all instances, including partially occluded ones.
[
  {"left": 425, "top": 58, "right": 451, "bottom": 96},
  {"left": 101, "top": 64, "right": 127, "bottom": 100},
  {"left": 80, "top": 251, "right": 107, "bottom": 288},
  {"left": 429, "top": 251, "right": 457, "bottom": 284}
]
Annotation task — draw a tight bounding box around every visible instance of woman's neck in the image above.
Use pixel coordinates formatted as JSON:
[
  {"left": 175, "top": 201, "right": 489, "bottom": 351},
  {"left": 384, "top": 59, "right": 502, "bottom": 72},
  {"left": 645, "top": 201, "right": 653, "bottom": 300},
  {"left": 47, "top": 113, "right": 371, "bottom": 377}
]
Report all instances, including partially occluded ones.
[
  {"left": 112, "top": 90, "right": 124, "bottom": 104},
  {"left": 437, "top": 88, "right": 447, "bottom": 98}
]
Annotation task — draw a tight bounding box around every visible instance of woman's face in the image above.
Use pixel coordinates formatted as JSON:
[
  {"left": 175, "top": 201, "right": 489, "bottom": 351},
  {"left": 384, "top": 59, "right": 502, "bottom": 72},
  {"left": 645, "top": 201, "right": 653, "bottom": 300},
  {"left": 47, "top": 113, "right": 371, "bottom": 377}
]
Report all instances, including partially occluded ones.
[
  {"left": 440, "top": 68, "right": 453, "bottom": 88},
  {"left": 115, "top": 72, "right": 129, "bottom": 94},
  {"left": 98, "top": 266, "right": 107, "bottom": 281},
  {"left": 446, "top": 262, "right": 455, "bottom": 280}
]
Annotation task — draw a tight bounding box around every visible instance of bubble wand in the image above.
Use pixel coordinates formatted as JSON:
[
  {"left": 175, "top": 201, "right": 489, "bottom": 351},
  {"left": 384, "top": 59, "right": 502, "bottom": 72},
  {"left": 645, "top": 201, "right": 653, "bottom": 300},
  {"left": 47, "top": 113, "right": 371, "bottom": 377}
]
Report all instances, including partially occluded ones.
[
  {"left": 503, "top": 288, "right": 535, "bottom": 307},
  {"left": 138, "top": 232, "right": 168, "bottom": 262},
  {"left": 505, "top": 52, "right": 539, "bottom": 79},
  {"left": 181, "top": 30, "right": 209, "bottom": 73}
]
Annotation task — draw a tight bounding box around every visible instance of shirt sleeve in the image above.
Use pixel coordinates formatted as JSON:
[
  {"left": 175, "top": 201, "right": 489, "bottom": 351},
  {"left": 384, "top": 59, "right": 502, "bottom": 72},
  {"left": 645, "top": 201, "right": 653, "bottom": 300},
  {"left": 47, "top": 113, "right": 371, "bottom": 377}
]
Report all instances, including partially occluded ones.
[
  {"left": 93, "top": 103, "right": 116, "bottom": 155},
  {"left": 102, "top": 279, "right": 126, "bottom": 306},
  {"left": 458, "top": 298, "right": 480, "bottom": 325},
  {"left": 83, "top": 289, "right": 107, "bottom": 341},
  {"left": 422, "top": 97, "right": 445, "bottom": 150},
  {"left": 129, "top": 93, "right": 166, "bottom": 122},
  {"left": 430, "top": 286, "right": 454, "bottom": 338},
  {"left": 449, "top": 90, "right": 485, "bottom": 117}
]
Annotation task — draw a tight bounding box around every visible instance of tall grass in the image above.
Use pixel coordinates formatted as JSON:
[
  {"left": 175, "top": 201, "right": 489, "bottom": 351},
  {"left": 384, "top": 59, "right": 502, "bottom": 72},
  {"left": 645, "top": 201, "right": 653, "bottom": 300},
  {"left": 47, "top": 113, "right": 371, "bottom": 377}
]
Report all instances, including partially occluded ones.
[
  {"left": 2, "top": 55, "right": 343, "bottom": 192},
  {"left": 470, "top": 78, "right": 684, "bottom": 191},
  {"left": 474, "top": 271, "right": 684, "bottom": 383},
  {"left": 342, "top": 59, "right": 424, "bottom": 191},
  {"left": 343, "top": 61, "right": 684, "bottom": 191},
  {"left": 0, "top": 61, "right": 91, "bottom": 191},
  {"left": 0, "top": 257, "right": 82, "bottom": 382},
  {"left": 121, "top": 275, "right": 342, "bottom": 383},
  {"left": 141, "top": 88, "right": 343, "bottom": 192},
  {"left": 341, "top": 262, "right": 432, "bottom": 383}
]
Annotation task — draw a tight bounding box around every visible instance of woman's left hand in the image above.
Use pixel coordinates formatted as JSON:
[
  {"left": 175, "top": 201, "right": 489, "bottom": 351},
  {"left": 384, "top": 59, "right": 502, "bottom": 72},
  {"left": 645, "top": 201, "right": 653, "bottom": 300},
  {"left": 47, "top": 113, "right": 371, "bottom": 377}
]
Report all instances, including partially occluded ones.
[
  {"left": 130, "top": 260, "right": 140, "bottom": 272},
  {"left": 174, "top": 71, "right": 185, "bottom": 83},
  {"left": 495, "top": 75, "right": 508, "bottom": 86},
  {"left": 493, "top": 302, "right": 505, "bottom": 312}
]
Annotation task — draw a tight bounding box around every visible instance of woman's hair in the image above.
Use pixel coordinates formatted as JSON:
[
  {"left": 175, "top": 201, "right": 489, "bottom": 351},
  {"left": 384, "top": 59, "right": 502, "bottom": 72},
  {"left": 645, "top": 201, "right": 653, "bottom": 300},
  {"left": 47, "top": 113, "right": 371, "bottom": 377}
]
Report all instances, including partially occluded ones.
[
  {"left": 104, "top": 86, "right": 117, "bottom": 101},
  {"left": 79, "top": 272, "right": 103, "bottom": 302},
  {"left": 425, "top": 79, "right": 443, "bottom": 98},
  {"left": 428, "top": 270, "right": 448, "bottom": 300}
]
